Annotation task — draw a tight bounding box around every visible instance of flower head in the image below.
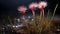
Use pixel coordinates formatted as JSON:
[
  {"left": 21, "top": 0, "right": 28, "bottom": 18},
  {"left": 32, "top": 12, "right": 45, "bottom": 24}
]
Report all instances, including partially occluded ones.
[
  {"left": 38, "top": 1, "right": 47, "bottom": 9},
  {"left": 29, "top": 2, "right": 38, "bottom": 10},
  {"left": 18, "top": 6, "right": 27, "bottom": 14}
]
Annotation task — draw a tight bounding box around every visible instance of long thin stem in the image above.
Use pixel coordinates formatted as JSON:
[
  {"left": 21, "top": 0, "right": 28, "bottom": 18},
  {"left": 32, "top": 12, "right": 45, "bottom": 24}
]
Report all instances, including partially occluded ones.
[
  {"left": 39, "top": 9, "right": 44, "bottom": 34},
  {"left": 40, "top": 9, "right": 44, "bottom": 21},
  {"left": 32, "top": 10, "right": 37, "bottom": 33},
  {"left": 50, "top": 3, "right": 58, "bottom": 22}
]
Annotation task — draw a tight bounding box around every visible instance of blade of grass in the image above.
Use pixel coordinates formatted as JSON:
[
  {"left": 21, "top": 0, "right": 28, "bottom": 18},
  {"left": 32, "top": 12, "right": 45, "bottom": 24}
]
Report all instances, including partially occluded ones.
[{"left": 50, "top": 3, "right": 58, "bottom": 22}]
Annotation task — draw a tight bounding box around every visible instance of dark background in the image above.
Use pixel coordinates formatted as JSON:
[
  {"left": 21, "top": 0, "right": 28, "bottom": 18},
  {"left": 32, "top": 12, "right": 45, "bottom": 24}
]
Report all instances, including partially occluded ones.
[{"left": 0, "top": 0, "right": 59, "bottom": 18}]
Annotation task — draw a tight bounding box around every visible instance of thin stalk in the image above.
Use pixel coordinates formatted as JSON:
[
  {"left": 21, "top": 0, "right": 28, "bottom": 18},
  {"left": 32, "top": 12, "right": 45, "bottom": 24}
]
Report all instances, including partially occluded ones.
[
  {"left": 32, "top": 10, "right": 37, "bottom": 33},
  {"left": 39, "top": 9, "right": 44, "bottom": 34},
  {"left": 40, "top": 9, "right": 44, "bottom": 21},
  {"left": 50, "top": 3, "right": 58, "bottom": 23},
  {"left": 40, "top": 9, "right": 44, "bottom": 24},
  {"left": 47, "top": 10, "right": 50, "bottom": 18}
]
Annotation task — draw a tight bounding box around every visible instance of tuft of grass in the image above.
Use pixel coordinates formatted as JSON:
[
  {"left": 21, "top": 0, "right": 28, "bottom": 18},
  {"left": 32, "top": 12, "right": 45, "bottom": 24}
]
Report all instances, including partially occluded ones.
[
  {"left": 22, "top": 3, "right": 58, "bottom": 34},
  {"left": 7, "top": 3, "right": 58, "bottom": 34}
]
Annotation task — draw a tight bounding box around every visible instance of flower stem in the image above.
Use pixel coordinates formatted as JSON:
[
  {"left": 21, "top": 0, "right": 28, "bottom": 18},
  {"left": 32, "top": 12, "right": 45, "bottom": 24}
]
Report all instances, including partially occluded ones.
[{"left": 32, "top": 10, "right": 37, "bottom": 33}]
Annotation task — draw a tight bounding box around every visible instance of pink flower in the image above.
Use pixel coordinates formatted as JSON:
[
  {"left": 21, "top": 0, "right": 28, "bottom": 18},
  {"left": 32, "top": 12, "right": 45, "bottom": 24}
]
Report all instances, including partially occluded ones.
[
  {"left": 29, "top": 3, "right": 38, "bottom": 10},
  {"left": 38, "top": 1, "right": 47, "bottom": 10},
  {"left": 18, "top": 6, "right": 27, "bottom": 14}
]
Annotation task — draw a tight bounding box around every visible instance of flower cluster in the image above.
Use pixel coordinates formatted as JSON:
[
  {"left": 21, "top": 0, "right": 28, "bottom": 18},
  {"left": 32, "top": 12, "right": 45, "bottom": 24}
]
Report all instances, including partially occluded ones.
[
  {"left": 18, "top": 6, "right": 27, "bottom": 14},
  {"left": 29, "top": 3, "right": 38, "bottom": 10},
  {"left": 38, "top": 1, "right": 47, "bottom": 10},
  {"left": 18, "top": 1, "right": 47, "bottom": 14}
]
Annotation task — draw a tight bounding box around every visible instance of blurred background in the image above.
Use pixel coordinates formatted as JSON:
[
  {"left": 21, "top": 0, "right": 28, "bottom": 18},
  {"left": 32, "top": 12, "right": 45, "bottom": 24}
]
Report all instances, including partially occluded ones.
[{"left": 0, "top": 0, "right": 59, "bottom": 34}]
